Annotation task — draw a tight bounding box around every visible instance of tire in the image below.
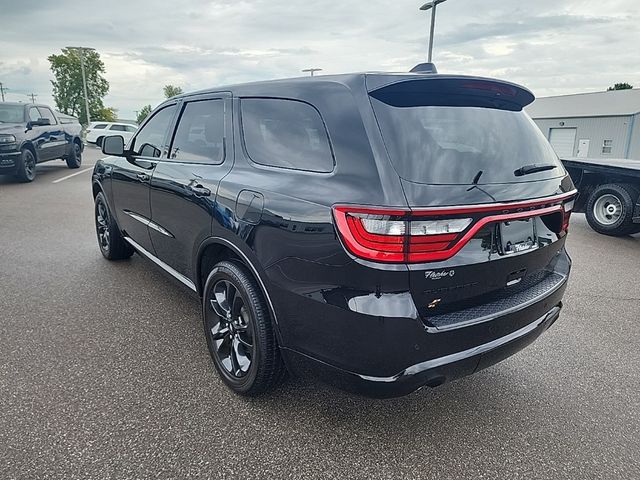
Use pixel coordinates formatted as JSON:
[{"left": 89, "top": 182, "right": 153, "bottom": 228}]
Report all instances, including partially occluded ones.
[
  {"left": 96, "top": 136, "right": 104, "bottom": 148},
  {"left": 94, "top": 192, "right": 134, "bottom": 260},
  {"left": 203, "top": 260, "right": 285, "bottom": 396},
  {"left": 586, "top": 183, "right": 640, "bottom": 236},
  {"left": 66, "top": 141, "right": 82, "bottom": 169},
  {"left": 14, "top": 148, "right": 37, "bottom": 183}
]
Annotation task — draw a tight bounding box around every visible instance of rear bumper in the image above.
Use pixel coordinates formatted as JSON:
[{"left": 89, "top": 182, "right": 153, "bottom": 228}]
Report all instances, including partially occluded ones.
[
  {"left": 283, "top": 302, "right": 563, "bottom": 398},
  {"left": 274, "top": 248, "right": 570, "bottom": 398}
]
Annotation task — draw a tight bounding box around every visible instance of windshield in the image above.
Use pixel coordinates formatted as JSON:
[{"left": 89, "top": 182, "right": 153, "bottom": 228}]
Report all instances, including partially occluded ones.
[
  {"left": 371, "top": 97, "right": 564, "bottom": 185},
  {"left": 0, "top": 105, "right": 24, "bottom": 123}
]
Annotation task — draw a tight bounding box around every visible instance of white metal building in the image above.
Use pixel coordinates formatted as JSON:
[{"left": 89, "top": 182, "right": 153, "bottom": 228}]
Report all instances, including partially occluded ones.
[{"left": 526, "top": 88, "right": 640, "bottom": 160}]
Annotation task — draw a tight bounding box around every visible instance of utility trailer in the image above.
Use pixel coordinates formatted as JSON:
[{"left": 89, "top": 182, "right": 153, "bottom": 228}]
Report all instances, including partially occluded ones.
[{"left": 562, "top": 157, "right": 640, "bottom": 236}]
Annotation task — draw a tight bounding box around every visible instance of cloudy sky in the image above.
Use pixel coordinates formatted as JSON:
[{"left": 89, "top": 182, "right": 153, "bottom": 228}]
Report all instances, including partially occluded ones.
[{"left": 1, "top": 0, "right": 638, "bottom": 120}]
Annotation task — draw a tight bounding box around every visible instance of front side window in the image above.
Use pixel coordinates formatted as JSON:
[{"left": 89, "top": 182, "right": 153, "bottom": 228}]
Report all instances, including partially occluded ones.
[
  {"left": 602, "top": 139, "right": 613, "bottom": 154},
  {"left": 131, "top": 105, "right": 176, "bottom": 158},
  {"left": 169, "top": 99, "right": 224, "bottom": 164},
  {"left": 92, "top": 123, "right": 108, "bottom": 130},
  {"left": 28, "top": 107, "right": 41, "bottom": 122},
  {"left": 109, "top": 124, "right": 127, "bottom": 132},
  {"left": 240, "top": 98, "right": 334, "bottom": 173},
  {"left": 37, "top": 107, "right": 57, "bottom": 125}
]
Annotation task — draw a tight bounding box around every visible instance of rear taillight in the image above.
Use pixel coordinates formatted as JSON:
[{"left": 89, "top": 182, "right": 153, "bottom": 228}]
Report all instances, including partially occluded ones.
[
  {"left": 561, "top": 198, "right": 575, "bottom": 234},
  {"left": 333, "top": 191, "right": 577, "bottom": 264},
  {"left": 333, "top": 207, "right": 472, "bottom": 263}
]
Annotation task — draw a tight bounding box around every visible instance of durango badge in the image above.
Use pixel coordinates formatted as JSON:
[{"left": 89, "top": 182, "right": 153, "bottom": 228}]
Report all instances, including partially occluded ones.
[{"left": 424, "top": 269, "right": 455, "bottom": 280}]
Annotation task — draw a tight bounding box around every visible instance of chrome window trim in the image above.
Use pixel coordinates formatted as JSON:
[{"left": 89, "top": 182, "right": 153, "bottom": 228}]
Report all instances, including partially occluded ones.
[{"left": 123, "top": 210, "right": 173, "bottom": 238}]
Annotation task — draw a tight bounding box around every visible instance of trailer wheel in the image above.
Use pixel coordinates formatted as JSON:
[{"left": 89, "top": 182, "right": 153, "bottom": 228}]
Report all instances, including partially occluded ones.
[{"left": 586, "top": 183, "right": 639, "bottom": 236}]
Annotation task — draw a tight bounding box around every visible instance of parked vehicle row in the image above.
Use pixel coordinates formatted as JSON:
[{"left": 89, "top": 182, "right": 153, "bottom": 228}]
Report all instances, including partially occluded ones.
[
  {"left": 92, "top": 67, "right": 576, "bottom": 398},
  {"left": 86, "top": 122, "right": 137, "bottom": 147},
  {"left": 0, "top": 102, "right": 83, "bottom": 182}
]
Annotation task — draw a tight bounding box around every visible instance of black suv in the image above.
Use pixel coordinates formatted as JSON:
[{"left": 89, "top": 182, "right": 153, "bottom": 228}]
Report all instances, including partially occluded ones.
[{"left": 92, "top": 69, "right": 576, "bottom": 398}]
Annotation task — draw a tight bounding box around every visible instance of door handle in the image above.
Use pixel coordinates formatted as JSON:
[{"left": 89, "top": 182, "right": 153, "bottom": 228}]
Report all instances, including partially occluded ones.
[
  {"left": 189, "top": 184, "right": 211, "bottom": 197},
  {"left": 136, "top": 173, "right": 150, "bottom": 182}
]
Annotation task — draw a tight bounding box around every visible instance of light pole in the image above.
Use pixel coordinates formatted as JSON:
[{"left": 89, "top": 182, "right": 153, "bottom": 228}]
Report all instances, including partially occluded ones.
[
  {"left": 66, "top": 46, "right": 96, "bottom": 125},
  {"left": 302, "top": 68, "right": 322, "bottom": 77},
  {"left": 420, "top": 0, "right": 448, "bottom": 63}
]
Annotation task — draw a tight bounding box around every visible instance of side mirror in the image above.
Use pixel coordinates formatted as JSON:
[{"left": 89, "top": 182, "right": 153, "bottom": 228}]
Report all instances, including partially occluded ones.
[
  {"left": 102, "top": 135, "right": 125, "bottom": 156},
  {"left": 28, "top": 118, "right": 51, "bottom": 128}
]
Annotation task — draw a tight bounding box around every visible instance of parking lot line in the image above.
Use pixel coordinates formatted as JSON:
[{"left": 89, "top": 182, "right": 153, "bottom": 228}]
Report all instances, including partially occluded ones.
[{"left": 52, "top": 167, "right": 93, "bottom": 184}]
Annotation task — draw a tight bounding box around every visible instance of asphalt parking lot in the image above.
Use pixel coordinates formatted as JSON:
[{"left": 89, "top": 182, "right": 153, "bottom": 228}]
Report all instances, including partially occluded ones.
[{"left": 1, "top": 146, "right": 639, "bottom": 480}]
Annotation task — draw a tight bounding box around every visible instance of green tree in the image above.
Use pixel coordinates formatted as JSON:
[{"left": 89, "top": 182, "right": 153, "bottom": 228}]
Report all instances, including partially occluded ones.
[
  {"left": 48, "top": 48, "right": 111, "bottom": 125},
  {"left": 163, "top": 84, "right": 183, "bottom": 98},
  {"left": 136, "top": 104, "right": 153, "bottom": 124},
  {"left": 95, "top": 107, "right": 118, "bottom": 122},
  {"left": 607, "top": 83, "right": 633, "bottom": 91}
]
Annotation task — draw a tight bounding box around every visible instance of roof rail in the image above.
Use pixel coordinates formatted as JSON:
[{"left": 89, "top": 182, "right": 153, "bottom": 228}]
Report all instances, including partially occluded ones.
[{"left": 410, "top": 63, "right": 438, "bottom": 74}]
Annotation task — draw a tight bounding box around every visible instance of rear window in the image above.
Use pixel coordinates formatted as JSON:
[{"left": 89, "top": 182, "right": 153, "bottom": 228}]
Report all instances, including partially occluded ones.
[
  {"left": 240, "top": 98, "right": 334, "bottom": 173},
  {"left": 370, "top": 80, "right": 563, "bottom": 185}
]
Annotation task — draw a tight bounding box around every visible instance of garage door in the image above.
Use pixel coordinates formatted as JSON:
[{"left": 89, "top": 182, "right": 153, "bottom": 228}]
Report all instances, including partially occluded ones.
[{"left": 549, "top": 128, "right": 577, "bottom": 158}]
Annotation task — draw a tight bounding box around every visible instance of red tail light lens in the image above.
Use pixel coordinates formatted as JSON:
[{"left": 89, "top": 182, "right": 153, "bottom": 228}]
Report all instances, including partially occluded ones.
[
  {"left": 333, "top": 207, "right": 472, "bottom": 263},
  {"left": 333, "top": 191, "right": 577, "bottom": 264},
  {"left": 561, "top": 199, "right": 575, "bottom": 234}
]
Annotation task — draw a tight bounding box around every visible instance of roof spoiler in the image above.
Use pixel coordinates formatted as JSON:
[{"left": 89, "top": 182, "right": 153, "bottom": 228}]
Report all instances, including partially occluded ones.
[
  {"left": 369, "top": 77, "right": 535, "bottom": 111},
  {"left": 410, "top": 63, "right": 438, "bottom": 74}
]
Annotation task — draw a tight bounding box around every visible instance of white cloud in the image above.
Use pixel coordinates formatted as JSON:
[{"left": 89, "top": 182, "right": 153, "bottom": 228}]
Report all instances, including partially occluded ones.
[{"left": 0, "top": 0, "right": 638, "bottom": 119}]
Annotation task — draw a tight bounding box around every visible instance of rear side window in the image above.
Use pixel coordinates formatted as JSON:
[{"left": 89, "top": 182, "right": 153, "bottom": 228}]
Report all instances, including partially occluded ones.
[
  {"left": 240, "top": 98, "right": 333, "bottom": 173},
  {"left": 170, "top": 99, "right": 224, "bottom": 164},
  {"left": 125, "top": 125, "right": 137, "bottom": 133},
  {"left": 131, "top": 105, "right": 176, "bottom": 158}
]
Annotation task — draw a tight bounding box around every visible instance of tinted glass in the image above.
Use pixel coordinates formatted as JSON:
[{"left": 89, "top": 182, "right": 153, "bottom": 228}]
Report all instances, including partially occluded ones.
[
  {"left": 170, "top": 100, "right": 224, "bottom": 164},
  {"left": 28, "top": 107, "right": 40, "bottom": 122},
  {"left": 371, "top": 98, "right": 563, "bottom": 185},
  {"left": 125, "top": 125, "right": 137, "bottom": 132},
  {"left": 37, "top": 107, "right": 57, "bottom": 125},
  {"left": 93, "top": 124, "right": 108, "bottom": 129},
  {"left": 0, "top": 105, "right": 24, "bottom": 123},
  {"left": 241, "top": 98, "right": 333, "bottom": 173},
  {"left": 110, "top": 124, "right": 127, "bottom": 131},
  {"left": 131, "top": 105, "right": 176, "bottom": 158}
]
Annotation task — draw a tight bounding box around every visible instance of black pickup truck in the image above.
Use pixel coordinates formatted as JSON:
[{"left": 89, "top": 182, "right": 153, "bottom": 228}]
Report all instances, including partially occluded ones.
[
  {"left": 0, "top": 102, "right": 84, "bottom": 182},
  {"left": 562, "top": 157, "right": 640, "bottom": 236}
]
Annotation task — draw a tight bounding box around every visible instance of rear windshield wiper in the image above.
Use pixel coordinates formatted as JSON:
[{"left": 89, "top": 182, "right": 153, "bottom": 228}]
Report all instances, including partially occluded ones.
[{"left": 514, "top": 163, "right": 557, "bottom": 177}]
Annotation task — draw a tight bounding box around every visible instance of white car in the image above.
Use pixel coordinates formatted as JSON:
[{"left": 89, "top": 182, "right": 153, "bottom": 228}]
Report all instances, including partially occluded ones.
[{"left": 86, "top": 122, "right": 138, "bottom": 147}]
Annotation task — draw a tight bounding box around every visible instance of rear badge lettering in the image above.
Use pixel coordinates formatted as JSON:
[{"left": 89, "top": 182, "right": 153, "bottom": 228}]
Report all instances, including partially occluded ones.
[{"left": 424, "top": 269, "right": 455, "bottom": 280}]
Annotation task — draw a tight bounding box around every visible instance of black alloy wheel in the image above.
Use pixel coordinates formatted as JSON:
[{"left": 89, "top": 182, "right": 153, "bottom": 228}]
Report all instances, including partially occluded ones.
[
  {"left": 16, "top": 149, "right": 36, "bottom": 182},
  {"left": 203, "top": 261, "right": 285, "bottom": 395},
  {"left": 208, "top": 279, "right": 256, "bottom": 378},
  {"left": 66, "top": 141, "right": 82, "bottom": 168},
  {"left": 94, "top": 192, "right": 134, "bottom": 260},
  {"left": 95, "top": 198, "right": 111, "bottom": 255}
]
